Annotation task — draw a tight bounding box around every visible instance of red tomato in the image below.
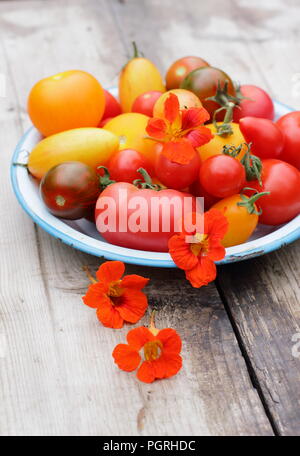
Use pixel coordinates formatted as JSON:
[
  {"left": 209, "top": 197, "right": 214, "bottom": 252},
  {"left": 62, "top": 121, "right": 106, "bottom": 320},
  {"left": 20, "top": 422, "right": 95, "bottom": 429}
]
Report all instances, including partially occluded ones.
[
  {"left": 276, "top": 112, "right": 300, "bottom": 170},
  {"left": 189, "top": 180, "right": 219, "bottom": 211},
  {"left": 107, "top": 149, "right": 153, "bottom": 183},
  {"left": 101, "top": 90, "right": 122, "bottom": 121},
  {"left": 166, "top": 56, "right": 209, "bottom": 90},
  {"left": 233, "top": 85, "right": 274, "bottom": 122},
  {"left": 132, "top": 91, "right": 163, "bottom": 117},
  {"left": 40, "top": 161, "right": 100, "bottom": 220},
  {"left": 95, "top": 182, "right": 199, "bottom": 252},
  {"left": 239, "top": 117, "right": 284, "bottom": 159},
  {"left": 155, "top": 151, "right": 201, "bottom": 190},
  {"left": 246, "top": 159, "right": 300, "bottom": 225},
  {"left": 199, "top": 155, "right": 246, "bottom": 198}
]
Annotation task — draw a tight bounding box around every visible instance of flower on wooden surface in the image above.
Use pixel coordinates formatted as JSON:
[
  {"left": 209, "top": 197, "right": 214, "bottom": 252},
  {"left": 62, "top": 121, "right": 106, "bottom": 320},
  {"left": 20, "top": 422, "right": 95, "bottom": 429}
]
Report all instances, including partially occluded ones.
[
  {"left": 146, "top": 93, "right": 213, "bottom": 164},
  {"left": 82, "top": 261, "right": 149, "bottom": 329},
  {"left": 112, "top": 312, "right": 182, "bottom": 383},
  {"left": 168, "top": 209, "right": 228, "bottom": 288}
]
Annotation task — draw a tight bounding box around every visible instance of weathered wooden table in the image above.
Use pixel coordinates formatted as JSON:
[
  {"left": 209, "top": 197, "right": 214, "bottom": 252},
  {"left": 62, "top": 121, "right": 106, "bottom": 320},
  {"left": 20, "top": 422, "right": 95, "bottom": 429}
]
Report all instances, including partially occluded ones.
[{"left": 1, "top": 0, "right": 300, "bottom": 436}]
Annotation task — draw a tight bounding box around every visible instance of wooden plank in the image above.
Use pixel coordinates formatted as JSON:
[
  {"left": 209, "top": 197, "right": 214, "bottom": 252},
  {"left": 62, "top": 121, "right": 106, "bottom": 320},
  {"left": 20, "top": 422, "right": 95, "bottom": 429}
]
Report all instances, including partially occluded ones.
[
  {"left": 26, "top": 236, "right": 274, "bottom": 436},
  {"left": 218, "top": 241, "right": 300, "bottom": 435},
  {"left": 0, "top": 0, "right": 273, "bottom": 435},
  {"left": 0, "top": 23, "right": 68, "bottom": 437}
]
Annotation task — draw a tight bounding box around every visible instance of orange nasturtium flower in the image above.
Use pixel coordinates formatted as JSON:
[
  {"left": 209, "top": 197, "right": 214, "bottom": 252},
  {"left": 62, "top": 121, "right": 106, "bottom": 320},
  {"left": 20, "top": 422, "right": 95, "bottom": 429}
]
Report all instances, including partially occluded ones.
[
  {"left": 146, "top": 93, "right": 213, "bottom": 164},
  {"left": 82, "top": 261, "right": 149, "bottom": 329},
  {"left": 168, "top": 209, "right": 228, "bottom": 288},
  {"left": 112, "top": 312, "right": 182, "bottom": 383}
]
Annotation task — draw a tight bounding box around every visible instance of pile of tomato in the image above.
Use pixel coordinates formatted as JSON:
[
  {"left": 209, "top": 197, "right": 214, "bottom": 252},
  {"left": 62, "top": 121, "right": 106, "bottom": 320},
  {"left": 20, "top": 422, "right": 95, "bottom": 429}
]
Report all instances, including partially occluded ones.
[{"left": 25, "top": 47, "right": 300, "bottom": 253}]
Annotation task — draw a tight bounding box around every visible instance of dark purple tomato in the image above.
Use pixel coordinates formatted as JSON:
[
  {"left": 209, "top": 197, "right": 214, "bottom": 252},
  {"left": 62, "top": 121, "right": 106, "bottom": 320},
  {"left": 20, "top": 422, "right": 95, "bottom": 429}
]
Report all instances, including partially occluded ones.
[
  {"left": 180, "top": 66, "right": 236, "bottom": 121},
  {"left": 40, "top": 161, "right": 100, "bottom": 219}
]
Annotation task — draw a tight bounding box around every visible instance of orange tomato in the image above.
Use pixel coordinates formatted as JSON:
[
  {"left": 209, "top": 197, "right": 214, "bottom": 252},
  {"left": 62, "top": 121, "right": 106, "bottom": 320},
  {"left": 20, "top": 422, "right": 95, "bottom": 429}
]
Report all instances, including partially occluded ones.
[
  {"left": 211, "top": 194, "right": 259, "bottom": 247},
  {"left": 198, "top": 123, "right": 246, "bottom": 162},
  {"left": 153, "top": 89, "right": 202, "bottom": 119},
  {"left": 28, "top": 70, "right": 105, "bottom": 136},
  {"left": 166, "top": 56, "right": 209, "bottom": 90},
  {"left": 104, "top": 113, "right": 157, "bottom": 165}
]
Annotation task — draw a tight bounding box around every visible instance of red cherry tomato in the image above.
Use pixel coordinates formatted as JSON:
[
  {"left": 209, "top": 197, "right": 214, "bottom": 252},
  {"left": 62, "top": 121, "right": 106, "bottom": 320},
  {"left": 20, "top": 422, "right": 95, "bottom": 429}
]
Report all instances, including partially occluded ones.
[
  {"left": 107, "top": 149, "right": 153, "bottom": 183},
  {"left": 246, "top": 159, "right": 300, "bottom": 225},
  {"left": 101, "top": 90, "right": 122, "bottom": 121},
  {"left": 239, "top": 117, "right": 284, "bottom": 159},
  {"left": 276, "top": 111, "right": 300, "bottom": 170},
  {"left": 233, "top": 85, "right": 274, "bottom": 122},
  {"left": 40, "top": 161, "right": 100, "bottom": 220},
  {"left": 199, "top": 155, "right": 246, "bottom": 198},
  {"left": 155, "top": 151, "right": 201, "bottom": 190},
  {"left": 132, "top": 91, "right": 163, "bottom": 117}
]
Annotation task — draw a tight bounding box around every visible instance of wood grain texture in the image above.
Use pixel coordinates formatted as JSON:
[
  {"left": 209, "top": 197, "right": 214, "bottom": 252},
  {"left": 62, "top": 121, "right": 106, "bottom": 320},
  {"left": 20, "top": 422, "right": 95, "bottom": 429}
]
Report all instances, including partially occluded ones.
[
  {"left": 218, "top": 242, "right": 300, "bottom": 435},
  {"left": 0, "top": 0, "right": 299, "bottom": 436},
  {"left": 18, "top": 237, "right": 273, "bottom": 435}
]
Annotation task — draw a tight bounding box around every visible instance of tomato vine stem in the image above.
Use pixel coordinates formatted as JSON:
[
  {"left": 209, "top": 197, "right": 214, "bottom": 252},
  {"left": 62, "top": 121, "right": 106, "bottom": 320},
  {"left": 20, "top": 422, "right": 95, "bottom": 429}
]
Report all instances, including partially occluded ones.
[{"left": 238, "top": 188, "right": 270, "bottom": 215}]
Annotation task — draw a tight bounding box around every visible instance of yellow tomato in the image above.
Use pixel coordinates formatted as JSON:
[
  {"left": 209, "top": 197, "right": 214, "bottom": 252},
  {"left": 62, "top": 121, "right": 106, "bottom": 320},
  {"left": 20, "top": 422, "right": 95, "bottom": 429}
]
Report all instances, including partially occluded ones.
[
  {"left": 104, "top": 113, "right": 156, "bottom": 165},
  {"left": 28, "top": 128, "right": 119, "bottom": 180},
  {"left": 198, "top": 122, "right": 246, "bottom": 162},
  {"left": 28, "top": 70, "right": 105, "bottom": 136},
  {"left": 119, "top": 55, "right": 165, "bottom": 112},
  {"left": 153, "top": 89, "right": 202, "bottom": 118},
  {"left": 211, "top": 194, "right": 259, "bottom": 247}
]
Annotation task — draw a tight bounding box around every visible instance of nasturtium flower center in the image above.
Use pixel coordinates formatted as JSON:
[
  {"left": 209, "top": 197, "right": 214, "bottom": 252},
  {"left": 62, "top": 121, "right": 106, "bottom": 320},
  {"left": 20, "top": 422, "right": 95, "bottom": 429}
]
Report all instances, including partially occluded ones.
[
  {"left": 190, "top": 233, "right": 209, "bottom": 257},
  {"left": 143, "top": 340, "right": 162, "bottom": 361},
  {"left": 108, "top": 280, "right": 124, "bottom": 299}
]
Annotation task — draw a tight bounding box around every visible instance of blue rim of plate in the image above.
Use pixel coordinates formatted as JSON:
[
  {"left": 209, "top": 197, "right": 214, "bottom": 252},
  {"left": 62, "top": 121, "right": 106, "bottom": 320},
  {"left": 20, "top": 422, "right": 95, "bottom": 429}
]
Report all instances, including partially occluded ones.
[{"left": 10, "top": 99, "right": 300, "bottom": 267}]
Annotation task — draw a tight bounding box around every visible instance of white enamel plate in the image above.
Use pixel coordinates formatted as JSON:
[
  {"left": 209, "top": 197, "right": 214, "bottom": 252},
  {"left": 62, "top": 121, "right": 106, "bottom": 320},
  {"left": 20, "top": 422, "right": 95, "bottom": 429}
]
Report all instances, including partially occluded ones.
[{"left": 11, "top": 89, "right": 300, "bottom": 267}]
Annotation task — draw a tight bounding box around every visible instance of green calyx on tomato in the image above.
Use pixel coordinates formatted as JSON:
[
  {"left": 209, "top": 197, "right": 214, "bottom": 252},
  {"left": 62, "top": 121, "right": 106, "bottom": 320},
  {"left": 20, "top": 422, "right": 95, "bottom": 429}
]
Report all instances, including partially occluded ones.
[
  {"left": 132, "top": 168, "right": 162, "bottom": 190},
  {"left": 234, "top": 82, "right": 252, "bottom": 105},
  {"left": 98, "top": 166, "right": 161, "bottom": 191},
  {"left": 207, "top": 81, "right": 243, "bottom": 136},
  {"left": 223, "top": 142, "right": 262, "bottom": 184},
  {"left": 207, "top": 80, "right": 243, "bottom": 110},
  {"left": 212, "top": 102, "right": 235, "bottom": 136},
  {"left": 237, "top": 187, "right": 270, "bottom": 215},
  {"left": 98, "top": 166, "right": 117, "bottom": 190}
]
